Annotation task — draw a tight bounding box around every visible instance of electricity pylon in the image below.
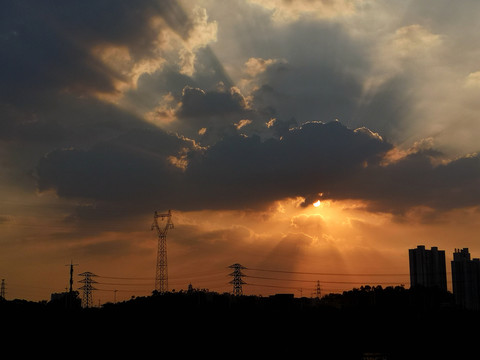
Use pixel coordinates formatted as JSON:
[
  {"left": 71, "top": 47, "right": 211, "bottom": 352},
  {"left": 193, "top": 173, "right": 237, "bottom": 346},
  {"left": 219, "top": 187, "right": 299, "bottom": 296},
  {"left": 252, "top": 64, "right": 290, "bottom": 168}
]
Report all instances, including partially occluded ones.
[
  {"left": 79, "top": 272, "right": 97, "bottom": 308},
  {"left": 314, "top": 280, "right": 321, "bottom": 298},
  {"left": 228, "top": 263, "right": 247, "bottom": 296},
  {"left": 151, "top": 210, "right": 174, "bottom": 293}
]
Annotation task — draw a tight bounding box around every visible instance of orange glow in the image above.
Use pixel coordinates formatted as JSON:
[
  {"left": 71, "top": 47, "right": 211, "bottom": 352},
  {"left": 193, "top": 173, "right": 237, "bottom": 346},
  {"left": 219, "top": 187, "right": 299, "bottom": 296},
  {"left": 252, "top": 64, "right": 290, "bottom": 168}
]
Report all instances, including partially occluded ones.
[
  {"left": 2, "top": 195, "right": 479, "bottom": 302},
  {"left": 313, "top": 200, "right": 321, "bottom": 207}
]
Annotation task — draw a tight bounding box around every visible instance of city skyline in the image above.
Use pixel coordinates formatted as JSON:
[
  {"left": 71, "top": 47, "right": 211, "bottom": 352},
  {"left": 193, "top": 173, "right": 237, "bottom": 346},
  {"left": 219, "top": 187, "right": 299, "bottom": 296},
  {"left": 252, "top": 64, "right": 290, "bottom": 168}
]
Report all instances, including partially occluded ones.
[{"left": 2, "top": 0, "right": 480, "bottom": 304}]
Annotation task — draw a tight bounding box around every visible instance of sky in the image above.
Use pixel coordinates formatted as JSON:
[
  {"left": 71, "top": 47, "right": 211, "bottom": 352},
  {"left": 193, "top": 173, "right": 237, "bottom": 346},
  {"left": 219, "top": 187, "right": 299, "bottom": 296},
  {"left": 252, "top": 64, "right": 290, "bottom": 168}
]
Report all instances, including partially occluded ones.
[{"left": 2, "top": 0, "right": 480, "bottom": 303}]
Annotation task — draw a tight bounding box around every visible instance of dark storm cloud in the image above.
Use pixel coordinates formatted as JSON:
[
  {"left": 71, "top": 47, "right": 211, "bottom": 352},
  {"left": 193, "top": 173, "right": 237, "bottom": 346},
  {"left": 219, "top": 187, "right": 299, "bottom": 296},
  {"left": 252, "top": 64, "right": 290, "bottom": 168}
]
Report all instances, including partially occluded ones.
[
  {"left": 0, "top": 94, "right": 149, "bottom": 145},
  {"left": 0, "top": 0, "right": 190, "bottom": 101},
  {"left": 0, "top": 0, "right": 194, "bottom": 148},
  {"left": 175, "top": 84, "right": 256, "bottom": 143},
  {"left": 185, "top": 121, "right": 392, "bottom": 209},
  {"left": 35, "top": 121, "right": 392, "bottom": 215},
  {"left": 35, "top": 120, "right": 480, "bottom": 222},
  {"left": 179, "top": 85, "right": 248, "bottom": 119},
  {"left": 0, "top": 0, "right": 202, "bottom": 189},
  {"left": 36, "top": 128, "right": 192, "bottom": 204},
  {"left": 325, "top": 149, "right": 480, "bottom": 216}
]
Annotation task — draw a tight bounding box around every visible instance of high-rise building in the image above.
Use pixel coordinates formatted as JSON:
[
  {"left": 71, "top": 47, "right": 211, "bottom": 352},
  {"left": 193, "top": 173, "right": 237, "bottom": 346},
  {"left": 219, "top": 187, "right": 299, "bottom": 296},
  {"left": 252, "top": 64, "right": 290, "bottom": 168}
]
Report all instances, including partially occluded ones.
[
  {"left": 451, "top": 248, "right": 480, "bottom": 310},
  {"left": 409, "top": 245, "right": 447, "bottom": 290}
]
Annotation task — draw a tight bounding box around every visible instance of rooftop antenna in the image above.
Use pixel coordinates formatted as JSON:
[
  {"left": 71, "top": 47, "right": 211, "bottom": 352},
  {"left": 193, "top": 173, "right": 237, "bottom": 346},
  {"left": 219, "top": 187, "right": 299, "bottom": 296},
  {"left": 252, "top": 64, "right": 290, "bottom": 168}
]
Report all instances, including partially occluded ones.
[
  {"left": 151, "top": 210, "right": 174, "bottom": 293},
  {"left": 0, "top": 279, "right": 5, "bottom": 299},
  {"left": 66, "top": 261, "right": 79, "bottom": 293}
]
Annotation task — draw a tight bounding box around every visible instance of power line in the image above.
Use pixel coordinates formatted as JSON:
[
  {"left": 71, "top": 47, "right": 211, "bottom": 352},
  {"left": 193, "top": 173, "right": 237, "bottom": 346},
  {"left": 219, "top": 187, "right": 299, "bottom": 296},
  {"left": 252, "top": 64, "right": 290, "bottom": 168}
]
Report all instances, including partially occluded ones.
[
  {"left": 95, "top": 288, "right": 152, "bottom": 293},
  {"left": 96, "top": 282, "right": 152, "bottom": 286},
  {"left": 96, "top": 270, "right": 226, "bottom": 283},
  {"left": 246, "top": 275, "right": 405, "bottom": 285},
  {"left": 247, "top": 283, "right": 302, "bottom": 291},
  {"left": 96, "top": 275, "right": 152, "bottom": 280},
  {"left": 246, "top": 267, "right": 410, "bottom": 277}
]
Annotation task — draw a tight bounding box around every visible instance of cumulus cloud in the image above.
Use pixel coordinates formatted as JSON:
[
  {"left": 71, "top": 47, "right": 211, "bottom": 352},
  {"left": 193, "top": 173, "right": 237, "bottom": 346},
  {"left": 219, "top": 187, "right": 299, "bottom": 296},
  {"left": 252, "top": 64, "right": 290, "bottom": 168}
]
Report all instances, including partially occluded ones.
[
  {"left": 167, "top": 84, "right": 259, "bottom": 144},
  {"left": 244, "top": 57, "right": 278, "bottom": 78},
  {"left": 1, "top": 1, "right": 188, "bottom": 102},
  {"left": 177, "top": 7, "right": 218, "bottom": 76},
  {"left": 0, "top": 0, "right": 218, "bottom": 144},
  {"left": 6, "top": 0, "right": 480, "bottom": 230}
]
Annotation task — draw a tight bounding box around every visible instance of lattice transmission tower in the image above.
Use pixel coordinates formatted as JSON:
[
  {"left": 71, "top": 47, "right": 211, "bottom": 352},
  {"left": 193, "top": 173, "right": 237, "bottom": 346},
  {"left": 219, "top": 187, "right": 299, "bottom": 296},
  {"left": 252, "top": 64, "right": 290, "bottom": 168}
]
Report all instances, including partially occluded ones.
[
  {"left": 79, "top": 272, "right": 97, "bottom": 308},
  {"left": 314, "top": 280, "right": 321, "bottom": 298},
  {"left": 228, "top": 263, "right": 247, "bottom": 296},
  {"left": 151, "top": 210, "right": 174, "bottom": 293}
]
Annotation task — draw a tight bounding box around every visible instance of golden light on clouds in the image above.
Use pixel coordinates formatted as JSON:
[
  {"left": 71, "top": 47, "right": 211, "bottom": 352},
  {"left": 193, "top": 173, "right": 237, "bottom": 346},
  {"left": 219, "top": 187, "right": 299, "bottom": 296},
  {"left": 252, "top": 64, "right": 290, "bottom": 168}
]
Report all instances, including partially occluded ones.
[
  {"left": 247, "top": 0, "right": 361, "bottom": 22},
  {"left": 4, "top": 0, "right": 480, "bottom": 307}
]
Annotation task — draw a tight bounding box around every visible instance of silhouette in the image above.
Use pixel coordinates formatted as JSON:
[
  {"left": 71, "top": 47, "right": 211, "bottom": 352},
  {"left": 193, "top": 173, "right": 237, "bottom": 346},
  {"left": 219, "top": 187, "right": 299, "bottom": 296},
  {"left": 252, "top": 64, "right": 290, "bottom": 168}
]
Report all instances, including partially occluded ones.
[
  {"left": 1, "top": 285, "right": 479, "bottom": 359},
  {"left": 451, "top": 248, "right": 480, "bottom": 310},
  {"left": 409, "top": 245, "right": 447, "bottom": 290}
]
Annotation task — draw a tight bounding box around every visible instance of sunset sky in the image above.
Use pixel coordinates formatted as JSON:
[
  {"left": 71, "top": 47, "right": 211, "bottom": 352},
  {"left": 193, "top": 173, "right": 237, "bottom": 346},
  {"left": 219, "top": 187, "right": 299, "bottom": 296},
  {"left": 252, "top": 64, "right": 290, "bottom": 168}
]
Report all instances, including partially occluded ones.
[{"left": 2, "top": 0, "right": 480, "bottom": 304}]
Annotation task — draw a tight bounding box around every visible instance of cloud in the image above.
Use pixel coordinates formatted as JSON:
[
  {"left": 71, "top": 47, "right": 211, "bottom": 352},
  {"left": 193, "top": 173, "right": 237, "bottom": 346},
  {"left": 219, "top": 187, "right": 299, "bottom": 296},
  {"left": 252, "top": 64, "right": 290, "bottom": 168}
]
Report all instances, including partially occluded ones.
[
  {"left": 1, "top": 1, "right": 184, "bottom": 101},
  {"left": 34, "top": 121, "right": 390, "bottom": 219},
  {"left": 170, "top": 84, "right": 258, "bottom": 144},
  {"left": 186, "top": 120, "right": 392, "bottom": 208},
  {"left": 465, "top": 71, "right": 480, "bottom": 89},
  {"left": 244, "top": 57, "right": 278, "bottom": 78},
  {"left": 178, "top": 85, "right": 249, "bottom": 119},
  {"left": 6, "top": 0, "right": 480, "bottom": 230},
  {"left": 177, "top": 7, "right": 218, "bottom": 76},
  {"left": 34, "top": 119, "right": 480, "bottom": 225},
  {"left": 363, "top": 24, "right": 442, "bottom": 94},
  {"left": 35, "top": 128, "right": 195, "bottom": 207},
  {"left": 323, "top": 146, "right": 480, "bottom": 218},
  {"left": 0, "top": 1, "right": 218, "bottom": 144},
  {"left": 247, "top": 0, "right": 363, "bottom": 22},
  {"left": 290, "top": 214, "right": 326, "bottom": 236}
]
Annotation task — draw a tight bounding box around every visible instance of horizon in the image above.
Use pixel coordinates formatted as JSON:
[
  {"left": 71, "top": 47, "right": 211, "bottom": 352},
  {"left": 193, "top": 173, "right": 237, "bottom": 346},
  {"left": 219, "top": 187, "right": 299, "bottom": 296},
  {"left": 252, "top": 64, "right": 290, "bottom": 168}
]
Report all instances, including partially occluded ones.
[{"left": 0, "top": 240, "right": 471, "bottom": 305}]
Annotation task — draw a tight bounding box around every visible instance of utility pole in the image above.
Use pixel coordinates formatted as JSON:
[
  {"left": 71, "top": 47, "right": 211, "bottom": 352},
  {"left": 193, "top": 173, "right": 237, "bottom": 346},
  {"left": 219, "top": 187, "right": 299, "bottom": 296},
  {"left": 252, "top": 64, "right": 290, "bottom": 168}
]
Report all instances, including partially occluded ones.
[
  {"left": 79, "top": 272, "right": 98, "bottom": 308},
  {"left": 0, "top": 279, "right": 5, "bottom": 299},
  {"left": 151, "top": 210, "right": 174, "bottom": 293},
  {"left": 228, "top": 263, "right": 247, "bottom": 296}
]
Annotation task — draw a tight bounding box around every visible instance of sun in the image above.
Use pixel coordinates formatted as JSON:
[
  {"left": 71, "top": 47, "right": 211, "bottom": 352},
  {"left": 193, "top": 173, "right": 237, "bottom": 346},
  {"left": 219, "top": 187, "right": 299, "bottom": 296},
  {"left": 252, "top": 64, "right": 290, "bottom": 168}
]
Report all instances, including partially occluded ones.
[{"left": 313, "top": 200, "right": 321, "bottom": 207}]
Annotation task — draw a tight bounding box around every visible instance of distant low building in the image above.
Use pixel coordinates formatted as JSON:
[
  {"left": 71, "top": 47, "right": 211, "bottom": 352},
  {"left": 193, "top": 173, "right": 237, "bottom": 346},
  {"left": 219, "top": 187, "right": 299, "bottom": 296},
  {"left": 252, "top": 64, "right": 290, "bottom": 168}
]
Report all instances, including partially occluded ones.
[
  {"left": 451, "top": 248, "right": 480, "bottom": 311},
  {"left": 49, "top": 291, "right": 81, "bottom": 309},
  {"left": 409, "top": 245, "right": 447, "bottom": 290},
  {"left": 362, "top": 353, "right": 388, "bottom": 360}
]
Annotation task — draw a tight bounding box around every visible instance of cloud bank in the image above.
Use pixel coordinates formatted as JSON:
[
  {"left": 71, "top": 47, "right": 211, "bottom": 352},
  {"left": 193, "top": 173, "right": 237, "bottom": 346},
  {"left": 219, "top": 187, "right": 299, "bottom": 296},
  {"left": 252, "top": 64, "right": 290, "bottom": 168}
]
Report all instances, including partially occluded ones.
[{"left": 2, "top": 0, "right": 480, "bottom": 225}]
